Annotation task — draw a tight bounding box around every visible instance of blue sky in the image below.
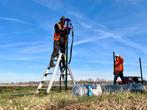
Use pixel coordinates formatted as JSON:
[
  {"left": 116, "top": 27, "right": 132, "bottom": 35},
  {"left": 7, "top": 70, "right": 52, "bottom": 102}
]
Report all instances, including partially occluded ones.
[{"left": 0, "top": 0, "right": 147, "bottom": 82}]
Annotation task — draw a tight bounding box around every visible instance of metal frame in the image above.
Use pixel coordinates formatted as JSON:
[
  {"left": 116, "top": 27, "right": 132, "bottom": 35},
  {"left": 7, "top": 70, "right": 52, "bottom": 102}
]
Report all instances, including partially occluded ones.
[{"left": 36, "top": 52, "right": 75, "bottom": 94}]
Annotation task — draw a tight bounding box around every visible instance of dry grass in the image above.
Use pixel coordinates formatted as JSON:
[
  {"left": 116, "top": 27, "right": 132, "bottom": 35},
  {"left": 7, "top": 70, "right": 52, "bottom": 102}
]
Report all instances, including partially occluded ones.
[{"left": 0, "top": 86, "right": 147, "bottom": 110}]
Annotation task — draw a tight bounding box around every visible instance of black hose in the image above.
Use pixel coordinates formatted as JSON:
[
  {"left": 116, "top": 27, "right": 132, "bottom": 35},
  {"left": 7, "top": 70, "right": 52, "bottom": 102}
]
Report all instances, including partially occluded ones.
[{"left": 68, "top": 28, "right": 74, "bottom": 64}]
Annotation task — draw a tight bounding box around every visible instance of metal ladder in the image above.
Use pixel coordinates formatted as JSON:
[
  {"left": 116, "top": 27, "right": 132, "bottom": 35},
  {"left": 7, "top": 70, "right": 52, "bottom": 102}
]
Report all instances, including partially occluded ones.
[{"left": 36, "top": 52, "right": 76, "bottom": 94}]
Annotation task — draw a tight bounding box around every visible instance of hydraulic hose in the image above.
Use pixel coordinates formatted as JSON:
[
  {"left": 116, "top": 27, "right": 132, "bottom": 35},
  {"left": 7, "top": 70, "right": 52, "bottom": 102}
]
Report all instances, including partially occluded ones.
[{"left": 68, "top": 27, "right": 74, "bottom": 64}]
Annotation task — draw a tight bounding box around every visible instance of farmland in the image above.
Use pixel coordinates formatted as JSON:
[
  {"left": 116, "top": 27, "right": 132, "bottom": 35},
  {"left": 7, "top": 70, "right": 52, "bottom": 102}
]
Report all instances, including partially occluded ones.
[{"left": 0, "top": 86, "right": 147, "bottom": 110}]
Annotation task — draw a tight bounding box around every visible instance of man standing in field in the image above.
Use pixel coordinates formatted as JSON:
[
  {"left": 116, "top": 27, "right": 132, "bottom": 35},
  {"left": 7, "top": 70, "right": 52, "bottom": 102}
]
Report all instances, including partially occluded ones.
[{"left": 114, "top": 54, "right": 124, "bottom": 84}]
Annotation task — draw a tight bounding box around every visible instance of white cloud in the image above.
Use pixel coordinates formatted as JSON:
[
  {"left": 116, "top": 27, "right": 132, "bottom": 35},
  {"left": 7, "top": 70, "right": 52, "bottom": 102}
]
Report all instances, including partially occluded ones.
[
  {"left": 74, "top": 35, "right": 111, "bottom": 46},
  {"left": 74, "top": 39, "right": 94, "bottom": 46},
  {"left": 7, "top": 56, "right": 43, "bottom": 61},
  {"left": 33, "top": 0, "right": 64, "bottom": 10},
  {"left": 114, "top": 37, "right": 147, "bottom": 54},
  {"left": 66, "top": 10, "right": 84, "bottom": 19},
  {"left": 0, "top": 54, "right": 45, "bottom": 61},
  {"left": 75, "top": 16, "right": 147, "bottom": 54},
  {"left": 0, "top": 41, "right": 52, "bottom": 53},
  {"left": 0, "top": 42, "right": 51, "bottom": 61},
  {"left": 0, "top": 41, "right": 44, "bottom": 48},
  {"left": 115, "top": 0, "right": 143, "bottom": 5},
  {"left": 74, "top": 28, "right": 113, "bottom": 46},
  {"left": 0, "top": 17, "right": 29, "bottom": 24},
  {"left": 79, "top": 22, "right": 92, "bottom": 29},
  {"left": 21, "top": 45, "right": 50, "bottom": 54},
  {"left": 74, "top": 59, "right": 112, "bottom": 64}
]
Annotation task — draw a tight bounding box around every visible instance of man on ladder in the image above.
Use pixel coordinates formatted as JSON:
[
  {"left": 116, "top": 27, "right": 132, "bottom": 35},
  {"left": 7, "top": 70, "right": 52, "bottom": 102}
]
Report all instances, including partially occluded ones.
[
  {"left": 49, "top": 16, "right": 67, "bottom": 69},
  {"left": 36, "top": 16, "right": 75, "bottom": 94}
]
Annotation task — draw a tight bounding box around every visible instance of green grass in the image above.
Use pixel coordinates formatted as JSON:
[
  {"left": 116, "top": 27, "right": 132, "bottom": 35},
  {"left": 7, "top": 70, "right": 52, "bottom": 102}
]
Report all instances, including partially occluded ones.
[{"left": 0, "top": 86, "right": 147, "bottom": 110}]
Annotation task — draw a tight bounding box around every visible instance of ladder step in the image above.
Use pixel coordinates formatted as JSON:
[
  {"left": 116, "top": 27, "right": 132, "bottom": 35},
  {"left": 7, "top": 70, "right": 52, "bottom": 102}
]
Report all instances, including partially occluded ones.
[
  {"left": 39, "top": 88, "right": 47, "bottom": 90},
  {"left": 61, "top": 74, "right": 71, "bottom": 76},
  {"left": 38, "top": 88, "right": 47, "bottom": 91},
  {"left": 44, "top": 73, "right": 53, "bottom": 76},
  {"left": 47, "top": 66, "right": 55, "bottom": 69},
  {"left": 41, "top": 80, "right": 50, "bottom": 83},
  {"left": 41, "top": 81, "right": 45, "bottom": 83}
]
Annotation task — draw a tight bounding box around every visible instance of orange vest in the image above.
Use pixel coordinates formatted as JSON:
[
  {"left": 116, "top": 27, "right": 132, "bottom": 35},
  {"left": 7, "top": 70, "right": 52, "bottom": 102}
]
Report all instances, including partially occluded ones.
[
  {"left": 54, "top": 33, "right": 60, "bottom": 41},
  {"left": 115, "top": 57, "right": 124, "bottom": 73},
  {"left": 54, "top": 23, "right": 63, "bottom": 41}
]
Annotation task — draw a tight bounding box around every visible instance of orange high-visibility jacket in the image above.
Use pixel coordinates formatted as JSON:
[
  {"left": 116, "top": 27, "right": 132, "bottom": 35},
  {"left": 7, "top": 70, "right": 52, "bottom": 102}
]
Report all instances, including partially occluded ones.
[
  {"left": 54, "top": 22, "right": 64, "bottom": 41},
  {"left": 114, "top": 56, "right": 124, "bottom": 74}
]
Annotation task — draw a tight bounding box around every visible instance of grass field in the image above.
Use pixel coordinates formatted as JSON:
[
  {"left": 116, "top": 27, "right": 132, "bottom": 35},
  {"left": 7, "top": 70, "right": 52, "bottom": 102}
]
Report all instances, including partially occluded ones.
[{"left": 0, "top": 86, "right": 147, "bottom": 110}]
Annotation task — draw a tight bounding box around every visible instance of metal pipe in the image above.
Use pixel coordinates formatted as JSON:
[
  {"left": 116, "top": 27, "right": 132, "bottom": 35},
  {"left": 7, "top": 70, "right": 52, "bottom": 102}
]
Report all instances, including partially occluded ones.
[
  {"left": 65, "top": 22, "right": 69, "bottom": 91},
  {"left": 72, "top": 83, "right": 146, "bottom": 96},
  {"left": 139, "top": 58, "right": 143, "bottom": 84},
  {"left": 59, "top": 75, "right": 62, "bottom": 92}
]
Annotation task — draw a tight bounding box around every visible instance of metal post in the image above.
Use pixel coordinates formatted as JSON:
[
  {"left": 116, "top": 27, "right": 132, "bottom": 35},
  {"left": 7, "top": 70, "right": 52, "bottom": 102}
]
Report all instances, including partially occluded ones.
[
  {"left": 113, "top": 51, "right": 115, "bottom": 75},
  {"left": 139, "top": 58, "right": 143, "bottom": 84},
  {"left": 65, "top": 22, "right": 69, "bottom": 91},
  {"left": 59, "top": 75, "right": 62, "bottom": 92}
]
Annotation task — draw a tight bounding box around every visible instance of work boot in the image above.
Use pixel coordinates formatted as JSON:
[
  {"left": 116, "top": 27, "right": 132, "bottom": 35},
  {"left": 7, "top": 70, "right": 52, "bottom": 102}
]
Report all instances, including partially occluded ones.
[
  {"left": 48, "top": 63, "right": 55, "bottom": 69},
  {"left": 49, "top": 63, "right": 55, "bottom": 68},
  {"left": 48, "top": 57, "right": 55, "bottom": 69}
]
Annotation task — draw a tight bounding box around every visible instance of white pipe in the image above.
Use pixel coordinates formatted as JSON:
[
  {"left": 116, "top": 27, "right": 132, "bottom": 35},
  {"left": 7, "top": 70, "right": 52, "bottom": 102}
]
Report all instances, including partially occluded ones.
[{"left": 72, "top": 83, "right": 146, "bottom": 96}]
